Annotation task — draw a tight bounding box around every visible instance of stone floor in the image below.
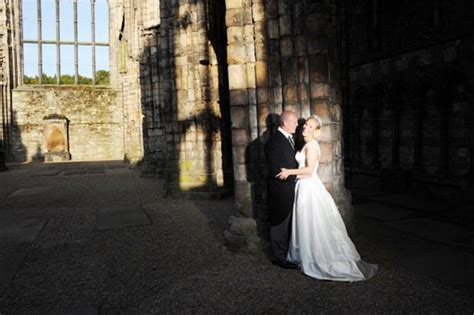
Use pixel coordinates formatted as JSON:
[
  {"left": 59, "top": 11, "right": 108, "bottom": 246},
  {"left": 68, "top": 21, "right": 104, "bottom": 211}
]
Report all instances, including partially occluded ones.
[{"left": 0, "top": 161, "right": 473, "bottom": 314}]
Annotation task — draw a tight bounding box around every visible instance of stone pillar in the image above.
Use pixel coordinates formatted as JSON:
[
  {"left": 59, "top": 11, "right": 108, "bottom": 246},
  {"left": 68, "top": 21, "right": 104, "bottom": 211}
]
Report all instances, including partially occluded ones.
[
  {"left": 439, "top": 99, "right": 451, "bottom": 172},
  {"left": 0, "top": 1, "right": 15, "bottom": 167},
  {"left": 0, "top": 2, "right": 5, "bottom": 171},
  {"left": 224, "top": 0, "right": 261, "bottom": 252},
  {"left": 413, "top": 98, "right": 424, "bottom": 169},
  {"left": 109, "top": 1, "right": 144, "bottom": 164},
  {"left": 303, "top": 0, "right": 351, "bottom": 223},
  {"left": 369, "top": 100, "right": 381, "bottom": 168}
]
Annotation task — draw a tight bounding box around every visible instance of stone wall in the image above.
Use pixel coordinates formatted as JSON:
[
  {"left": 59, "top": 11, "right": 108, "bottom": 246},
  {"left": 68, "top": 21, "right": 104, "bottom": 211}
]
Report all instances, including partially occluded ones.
[
  {"left": 0, "top": 1, "right": 126, "bottom": 163},
  {"left": 10, "top": 86, "right": 123, "bottom": 162},
  {"left": 113, "top": 0, "right": 230, "bottom": 194},
  {"left": 150, "top": 0, "right": 225, "bottom": 192},
  {"left": 345, "top": 0, "right": 474, "bottom": 198}
]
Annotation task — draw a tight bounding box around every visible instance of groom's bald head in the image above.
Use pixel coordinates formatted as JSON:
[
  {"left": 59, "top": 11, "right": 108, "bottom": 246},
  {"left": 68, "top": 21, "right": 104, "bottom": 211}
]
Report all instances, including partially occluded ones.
[{"left": 280, "top": 110, "right": 298, "bottom": 134}]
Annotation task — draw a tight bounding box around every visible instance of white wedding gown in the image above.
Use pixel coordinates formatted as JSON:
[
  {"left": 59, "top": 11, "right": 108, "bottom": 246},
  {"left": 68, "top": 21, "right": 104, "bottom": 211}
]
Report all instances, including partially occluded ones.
[{"left": 287, "top": 140, "right": 378, "bottom": 281}]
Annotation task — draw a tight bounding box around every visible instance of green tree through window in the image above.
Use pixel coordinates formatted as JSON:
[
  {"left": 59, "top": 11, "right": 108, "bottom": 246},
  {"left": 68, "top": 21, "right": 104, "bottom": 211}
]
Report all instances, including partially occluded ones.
[{"left": 22, "top": 0, "right": 110, "bottom": 85}]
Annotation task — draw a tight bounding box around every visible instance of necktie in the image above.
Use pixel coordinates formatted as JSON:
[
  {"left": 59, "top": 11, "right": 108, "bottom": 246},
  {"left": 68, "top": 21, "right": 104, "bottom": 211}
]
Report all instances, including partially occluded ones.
[{"left": 288, "top": 135, "right": 295, "bottom": 149}]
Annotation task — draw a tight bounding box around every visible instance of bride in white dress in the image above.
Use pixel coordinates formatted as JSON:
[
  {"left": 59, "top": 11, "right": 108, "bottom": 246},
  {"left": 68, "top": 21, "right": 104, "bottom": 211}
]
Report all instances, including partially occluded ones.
[{"left": 276, "top": 115, "right": 378, "bottom": 281}]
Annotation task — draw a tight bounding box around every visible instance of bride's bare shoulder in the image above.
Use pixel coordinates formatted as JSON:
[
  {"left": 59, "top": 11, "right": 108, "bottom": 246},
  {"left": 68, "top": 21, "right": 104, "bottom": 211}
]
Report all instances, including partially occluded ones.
[
  {"left": 303, "top": 141, "right": 321, "bottom": 159},
  {"left": 305, "top": 140, "right": 320, "bottom": 149}
]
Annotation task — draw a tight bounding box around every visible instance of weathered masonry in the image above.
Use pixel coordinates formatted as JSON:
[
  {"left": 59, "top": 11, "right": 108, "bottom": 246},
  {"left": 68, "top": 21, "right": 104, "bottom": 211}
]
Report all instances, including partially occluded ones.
[{"left": 2, "top": 0, "right": 473, "bottom": 250}]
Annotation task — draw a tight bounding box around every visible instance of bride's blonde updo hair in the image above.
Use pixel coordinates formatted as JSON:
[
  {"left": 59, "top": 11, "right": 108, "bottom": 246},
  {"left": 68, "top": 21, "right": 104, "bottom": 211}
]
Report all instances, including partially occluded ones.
[{"left": 307, "top": 115, "right": 323, "bottom": 138}]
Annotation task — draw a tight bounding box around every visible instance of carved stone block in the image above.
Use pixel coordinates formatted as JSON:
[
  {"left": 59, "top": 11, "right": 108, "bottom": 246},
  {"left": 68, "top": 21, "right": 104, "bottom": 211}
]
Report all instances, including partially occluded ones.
[{"left": 43, "top": 114, "right": 71, "bottom": 162}]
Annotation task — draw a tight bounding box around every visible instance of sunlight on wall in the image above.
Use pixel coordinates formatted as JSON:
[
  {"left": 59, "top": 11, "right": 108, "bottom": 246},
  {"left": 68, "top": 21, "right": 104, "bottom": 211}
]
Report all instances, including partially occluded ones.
[{"left": 174, "top": 1, "right": 223, "bottom": 192}]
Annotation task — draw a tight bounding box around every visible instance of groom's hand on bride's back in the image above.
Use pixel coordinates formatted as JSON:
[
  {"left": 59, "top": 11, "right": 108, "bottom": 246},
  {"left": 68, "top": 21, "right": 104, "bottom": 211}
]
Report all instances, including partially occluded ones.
[{"left": 276, "top": 168, "right": 291, "bottom": 180}]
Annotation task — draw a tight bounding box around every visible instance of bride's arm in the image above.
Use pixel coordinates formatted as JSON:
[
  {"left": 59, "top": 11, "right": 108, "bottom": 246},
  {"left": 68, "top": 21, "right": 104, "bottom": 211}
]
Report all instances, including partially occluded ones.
[{"left": 276, "top": 146, "right": 319, "bottom": 179}]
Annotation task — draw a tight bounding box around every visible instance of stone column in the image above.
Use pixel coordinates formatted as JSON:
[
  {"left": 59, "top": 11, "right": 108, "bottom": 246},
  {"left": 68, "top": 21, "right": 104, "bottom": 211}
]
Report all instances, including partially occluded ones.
[
  {"left": 413, "top": 98, "right": 424, "bottom": 169},
  {"left": 0, "top": 84, "right": 6, "bottom": 170},
  {"left": 391, "top": 107, "right": 401, "bottom": 168},
  {"left": 0, "top": 1, "right": 14, "bottom": 166},
  {"left": 304, "top": 0, "right": 351, "bottom": 223},
  {"left": 370, "top": 101, "right": 381, "bottom": 168},
  {"left": 109, "top": 0, "right": 144, "bottom": 164},
  {"left": 224, "top": 0, "right": 261, "bottom": 252},
  {"left": 439, "top": 99, "right": 451, "bottom": 172}
]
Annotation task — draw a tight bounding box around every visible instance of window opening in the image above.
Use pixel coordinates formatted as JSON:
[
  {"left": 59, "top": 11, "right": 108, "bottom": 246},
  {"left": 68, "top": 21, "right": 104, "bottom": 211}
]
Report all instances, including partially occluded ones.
[{"left": 21, "top": 0, "right": 109, "bottom": 85}]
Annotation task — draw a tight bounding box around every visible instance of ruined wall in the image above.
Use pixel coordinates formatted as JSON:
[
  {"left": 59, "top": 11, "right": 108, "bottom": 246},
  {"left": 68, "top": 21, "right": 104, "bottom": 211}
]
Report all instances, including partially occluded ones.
[
  {"left": 113, "top": 0, "right": 228, "bottom": 193},
  {"left": 345, "top": 0, "right": 474, "bottom": 197},
  {"left": 0, "top": 0, "right": 125, "bottom": 163},
  {"left": 152, "top": 0, "right": 225, "bottom": 192},
  {"left": 10, "top": 86, "right": 123, "bottom": 161}
]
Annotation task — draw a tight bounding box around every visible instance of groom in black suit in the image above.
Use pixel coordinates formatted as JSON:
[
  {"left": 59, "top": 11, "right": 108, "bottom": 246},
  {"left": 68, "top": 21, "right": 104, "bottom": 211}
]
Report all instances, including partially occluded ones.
[{"left": 265, "top": 111, "right": 299, "bottom": 269}]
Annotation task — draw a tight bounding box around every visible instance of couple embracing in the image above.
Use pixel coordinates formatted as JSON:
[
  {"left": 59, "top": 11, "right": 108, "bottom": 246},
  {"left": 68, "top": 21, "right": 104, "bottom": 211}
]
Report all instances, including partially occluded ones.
[{"left": 265, "top": 110, "right": 378, "bottom": 281}]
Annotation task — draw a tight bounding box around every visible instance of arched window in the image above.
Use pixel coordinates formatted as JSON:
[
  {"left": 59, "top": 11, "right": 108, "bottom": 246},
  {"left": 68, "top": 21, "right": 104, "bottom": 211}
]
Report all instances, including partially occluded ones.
[{"left": 21, "top": 0, "right": 109, "bottom": 85}]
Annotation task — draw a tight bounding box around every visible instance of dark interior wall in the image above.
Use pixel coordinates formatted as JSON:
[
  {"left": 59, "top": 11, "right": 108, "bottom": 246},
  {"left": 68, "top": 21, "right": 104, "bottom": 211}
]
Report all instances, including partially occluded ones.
[
  {"left": 347, "top": 0, "right": 474, "bottom": 65},
  {"left": 344, "top": 0, "right": 474, "bottom": 198}
]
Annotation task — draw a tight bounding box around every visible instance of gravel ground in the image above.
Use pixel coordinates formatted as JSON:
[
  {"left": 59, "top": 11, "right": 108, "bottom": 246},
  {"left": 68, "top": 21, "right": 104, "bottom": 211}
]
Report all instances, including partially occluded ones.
[{"left": 0, "top": 162, "right": 473, "bottom": 314}]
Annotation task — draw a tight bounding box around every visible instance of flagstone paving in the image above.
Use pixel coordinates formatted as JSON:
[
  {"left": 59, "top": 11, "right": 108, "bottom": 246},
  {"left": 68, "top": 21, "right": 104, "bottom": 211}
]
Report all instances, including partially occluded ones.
[
  {"left": 96, "top": 206, "right": 151, "bottom": 230},
  {"left": 0, "top": 219, "right": 47, "bottom": 246}
]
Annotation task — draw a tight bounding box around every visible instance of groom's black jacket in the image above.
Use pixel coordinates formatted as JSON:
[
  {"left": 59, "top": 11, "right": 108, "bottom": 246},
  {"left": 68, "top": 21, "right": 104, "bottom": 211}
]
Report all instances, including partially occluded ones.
[{"left": 265, "top": 130, "right": 298, "bottom": 226}]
